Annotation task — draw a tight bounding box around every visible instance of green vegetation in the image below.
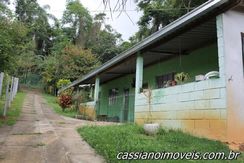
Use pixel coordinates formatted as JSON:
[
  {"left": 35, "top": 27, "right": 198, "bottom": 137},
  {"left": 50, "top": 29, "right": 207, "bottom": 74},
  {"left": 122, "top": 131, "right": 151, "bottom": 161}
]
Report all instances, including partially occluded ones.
[
  {"left": 0, "top": 0, "right": 127, "bottom": 95},
  {"left": 0, "top": 0, "right": 208, "bottom": 95},
  {"left": 43, "top": 94, "right": 77, "bottom": 118},
  {"left": 0, "top": 92, "right": 26, "bottom": 127},
  {"left": 78, "top": 124, "right": 243, "bottom": 163}
]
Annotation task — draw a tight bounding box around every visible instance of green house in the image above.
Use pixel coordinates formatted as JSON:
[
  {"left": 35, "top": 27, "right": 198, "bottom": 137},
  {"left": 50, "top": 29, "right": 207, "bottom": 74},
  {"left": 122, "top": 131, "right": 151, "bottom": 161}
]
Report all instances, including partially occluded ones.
[{"left": 60, "top": 0, "right": 244, "bottom": 144}]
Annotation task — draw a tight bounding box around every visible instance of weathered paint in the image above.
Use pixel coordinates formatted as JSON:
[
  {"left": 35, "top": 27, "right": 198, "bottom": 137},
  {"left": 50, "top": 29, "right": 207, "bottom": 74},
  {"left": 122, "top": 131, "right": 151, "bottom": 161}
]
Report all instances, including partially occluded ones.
[
  {"left": 135, "top": 78, "right": 227, "bottom": 141},
  {"left": 219, "top": 10, "right": 244, "bottom": 143},
  {"left": 133, "top": 31, "right": 227, "bottom": 141},
  {"left": 77, "top": 7, "right": 244, "bottom": 144},
  {"left": 97, "top": 43, "right": 220, "bottom": 125},
  {"left": 80, "top": 101, "right": 96, "bottom": 121}
]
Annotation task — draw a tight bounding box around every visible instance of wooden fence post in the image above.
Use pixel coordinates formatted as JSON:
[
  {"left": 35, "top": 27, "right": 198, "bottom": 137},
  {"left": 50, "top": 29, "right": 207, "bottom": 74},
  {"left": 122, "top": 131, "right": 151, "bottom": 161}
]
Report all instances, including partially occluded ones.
[
  {"left": 0, "top": 72, "right": 4, "bottom": 97},
  {"left": 3, "top": 78, "right": 10, "bottom": 117}
]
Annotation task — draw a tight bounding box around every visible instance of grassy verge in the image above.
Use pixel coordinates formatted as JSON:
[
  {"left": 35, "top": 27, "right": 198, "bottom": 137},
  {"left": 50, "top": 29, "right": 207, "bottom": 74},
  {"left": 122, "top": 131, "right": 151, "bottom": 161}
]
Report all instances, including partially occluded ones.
[
  {"left": 43, "top": 94, "right": 78, "bottom": 118},
  {"left": 77, "top": 124, "right": 243, "bottom": 163},
  {"left": 0, "top": 92, "right": 26, "bottom": 127}
]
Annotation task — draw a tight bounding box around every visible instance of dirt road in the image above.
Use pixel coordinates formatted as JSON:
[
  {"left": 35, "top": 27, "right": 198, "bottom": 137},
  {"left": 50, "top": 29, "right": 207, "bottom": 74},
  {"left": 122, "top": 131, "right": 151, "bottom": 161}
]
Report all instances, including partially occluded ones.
[{"left": 0, "top": 92, "right": 106, "bottom": 163}]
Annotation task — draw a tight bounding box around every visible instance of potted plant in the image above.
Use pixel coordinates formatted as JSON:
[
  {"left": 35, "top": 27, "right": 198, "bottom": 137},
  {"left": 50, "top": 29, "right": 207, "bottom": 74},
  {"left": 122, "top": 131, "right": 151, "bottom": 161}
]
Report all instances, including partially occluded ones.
[
  {"left": 175, "top": 72, "right": 190, "bottom": 84},
  {"left": 142, "top": 87, "right": 159, "bottom": 135}
]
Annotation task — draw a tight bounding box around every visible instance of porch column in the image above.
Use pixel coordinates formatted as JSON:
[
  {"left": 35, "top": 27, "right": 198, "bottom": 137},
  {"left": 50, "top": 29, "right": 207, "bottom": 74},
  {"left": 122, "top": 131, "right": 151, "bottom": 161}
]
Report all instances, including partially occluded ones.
[
  {"left": 89, "top": 84, "right": 93, "bottom": 99},
  {"left": 135, "top": 53, "right": 144, "bottom": 94},
  {"left": 94, "top": 77, "right": 100, "bottom": 102},
  {"left": 217, "top": 12, "right": 244, "bottom": 143}
]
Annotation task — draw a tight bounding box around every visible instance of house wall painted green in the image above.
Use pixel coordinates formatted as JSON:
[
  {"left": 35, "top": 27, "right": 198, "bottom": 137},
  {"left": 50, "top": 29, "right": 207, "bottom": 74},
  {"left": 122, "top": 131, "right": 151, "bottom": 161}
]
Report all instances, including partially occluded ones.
[
  {"left": 97, "top": 43, "right": 219, "bottom": 123},
  {"left": 98, "top": 74, "right": 135, "bottom": 122},
  {"left": 134, "top": 41, "right": 227, "bottom": 141},
  {"left": 143, "top": 43, "right": 219, "bottom": 88}
]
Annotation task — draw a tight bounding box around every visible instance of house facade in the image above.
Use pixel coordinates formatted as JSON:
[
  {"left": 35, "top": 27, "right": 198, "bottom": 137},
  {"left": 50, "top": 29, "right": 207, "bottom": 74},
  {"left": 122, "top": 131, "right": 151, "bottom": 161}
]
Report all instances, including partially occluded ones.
[{"left": 60, "top": 0, "right": 244, "bottom": 143}]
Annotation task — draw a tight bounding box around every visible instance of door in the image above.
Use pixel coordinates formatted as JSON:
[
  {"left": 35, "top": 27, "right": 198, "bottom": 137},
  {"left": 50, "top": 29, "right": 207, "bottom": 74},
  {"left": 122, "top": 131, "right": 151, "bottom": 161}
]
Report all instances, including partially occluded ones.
[{"left": 123, "top": 89, "right": 129, "bottom": 122}]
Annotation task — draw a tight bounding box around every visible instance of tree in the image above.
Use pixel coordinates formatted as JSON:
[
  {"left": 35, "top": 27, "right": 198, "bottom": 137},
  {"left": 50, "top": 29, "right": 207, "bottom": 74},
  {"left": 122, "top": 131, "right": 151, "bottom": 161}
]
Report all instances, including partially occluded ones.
[
  {"left": 41, "top": 44, "right": 100, "bottom": 94},
  {"left": 58, "top": 45, "right": 99, "bottom": 80},
  {"left": 132, "top": 0, "right": 208, "bottom": 41},
  {"left": 0, "top": 19, "right": 28, "bottom": 73},
  {"left": 15, "top": 51, "right": 42, "bottom": 83},
  {"left": 88, "top": 24, "right": 123, "bottom": 63},
  {"left": 62, "top": 0, "right": 93, "bottom": 48},
  {"left": 15, "top": 0, "right": 56, "bottom": 56},
  {"left": 0, "top": 0, "right": 126, "bottom": 92},
  {"left": 0, "top": 0, "right": 12, "bottom": 18}
]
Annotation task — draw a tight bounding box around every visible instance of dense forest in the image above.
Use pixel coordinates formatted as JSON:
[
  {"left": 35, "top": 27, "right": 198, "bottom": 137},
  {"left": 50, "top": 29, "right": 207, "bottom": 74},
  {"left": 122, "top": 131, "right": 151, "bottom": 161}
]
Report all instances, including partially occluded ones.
[{"left": 0, "top": 0, "right": 207, "bottom": 94}]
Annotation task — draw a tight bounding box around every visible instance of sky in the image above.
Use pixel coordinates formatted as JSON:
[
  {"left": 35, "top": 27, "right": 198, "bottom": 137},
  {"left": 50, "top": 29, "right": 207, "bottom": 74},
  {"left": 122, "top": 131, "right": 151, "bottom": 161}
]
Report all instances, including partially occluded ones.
[{"left": 36, "top": 0, "right": 142, "bottom": 41}]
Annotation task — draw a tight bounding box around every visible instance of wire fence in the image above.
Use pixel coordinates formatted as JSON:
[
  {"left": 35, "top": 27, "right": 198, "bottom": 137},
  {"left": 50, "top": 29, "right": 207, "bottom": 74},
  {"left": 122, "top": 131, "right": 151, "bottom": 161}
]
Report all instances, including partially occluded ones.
[{"left": 0, "top": 72, "right": 19, "bottom": 117}]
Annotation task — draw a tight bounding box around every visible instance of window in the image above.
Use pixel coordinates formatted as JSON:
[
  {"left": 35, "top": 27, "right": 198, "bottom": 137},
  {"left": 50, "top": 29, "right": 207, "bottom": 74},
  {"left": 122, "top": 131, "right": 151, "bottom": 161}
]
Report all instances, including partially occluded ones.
[
  {"left": 108, "top": 88, "right": 119, "bottom": 105},
  {"left": 156, "top": 72, "right": 175, "bottom": 88},
  {"left": 242, "top": 33, "right": 244, "bottom": 74}
]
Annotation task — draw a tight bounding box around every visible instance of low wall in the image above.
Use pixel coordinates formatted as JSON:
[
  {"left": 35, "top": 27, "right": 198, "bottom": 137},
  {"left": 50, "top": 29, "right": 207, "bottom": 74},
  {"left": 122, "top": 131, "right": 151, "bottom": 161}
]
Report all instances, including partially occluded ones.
[
  {"left": 135, "top": 78, "right": 227, "bottom": 141},
  {"left": 79, "top": 101, "right": 96, "bottom": 121}
]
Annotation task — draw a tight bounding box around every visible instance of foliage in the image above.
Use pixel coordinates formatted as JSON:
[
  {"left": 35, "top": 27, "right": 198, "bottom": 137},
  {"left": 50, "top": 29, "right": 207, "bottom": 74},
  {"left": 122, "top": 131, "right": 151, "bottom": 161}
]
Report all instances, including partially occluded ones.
[
  {"left": 77, "top": 124, "right": 237, "bottom": 163},
  {"left": 59, "top": 45, "right": 99, "bottom": 79},
  {"left": 15, "top": 51, "right": 42, "bottom": 83},
  {"left": 43, "top": 94, "right": 77, "bottom": 118},
  {"left": 0, "top": 92, "right": 26, "bottom": 127},
  {"left": 0, "top": 0, "right": 12, "bottom": 18},
  {"left": 15, "top": 0, "right": 55, "bottom": 56},
  {"left": 89, "top": 24, "right": 123, "bottom": 63},
  {"left": 58, "top": 93, "right": 72, "bottom": 111},
  {"left": 1, "top": 0, "right": 125, "bottom": 91},
  {"left": 56, "top": 79, "right": 71, "bottom": 89},
  {"left": 130, "top": 0, "right": 208, "bottom": 41},
  {"left": 0, "top": 19, "right": 28, "bottom": 73},
  {"left": 175, "top": 72, "right": 190, "bottom": 84},
  {"left": 57, "top": 86, "right": 73, "bottom": 111},
  {"left": 62, "top": 0, "right": 92, "bottom": 48},
  {"left": 41, "top": 44, "right": 99, "bottom": 91}
]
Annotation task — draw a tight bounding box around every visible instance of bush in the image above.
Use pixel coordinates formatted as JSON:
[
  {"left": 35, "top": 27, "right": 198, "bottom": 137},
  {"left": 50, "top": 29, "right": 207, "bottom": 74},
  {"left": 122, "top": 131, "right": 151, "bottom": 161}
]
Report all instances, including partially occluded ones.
[
  {"left": 56, "top": 79, "right": 71, "bottom": 89},
  {"left": 58, "top": 94, "right": 72, "bottom": 111}
]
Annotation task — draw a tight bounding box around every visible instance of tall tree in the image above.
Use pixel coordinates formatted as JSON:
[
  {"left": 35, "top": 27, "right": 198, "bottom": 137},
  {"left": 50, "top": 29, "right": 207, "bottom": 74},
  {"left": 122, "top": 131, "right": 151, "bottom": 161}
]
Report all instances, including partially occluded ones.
[
  {"left": 134, "top": 0, "right": 208, "bottom": 41},
  {"left": 62, "top": 0, "right": 93, "bottom": 48},
  {"left": 15, "top": 0, "right": 55, "bottom": 56},
  {"left": 89, "top": 24, "right": 123, "bottom": 63},
  {"left": 0, "top": 0, "right": 11, "bottom": 18},
  {"left": 0, "top": 19, "right": 28, "bottom": 73}
]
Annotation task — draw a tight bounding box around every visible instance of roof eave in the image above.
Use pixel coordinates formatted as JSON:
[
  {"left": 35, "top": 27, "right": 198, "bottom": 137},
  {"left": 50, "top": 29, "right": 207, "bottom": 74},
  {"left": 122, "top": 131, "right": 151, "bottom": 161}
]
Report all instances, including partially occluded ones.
[{"left": 59, "top": 0, "right": 235, "bottom": 93}]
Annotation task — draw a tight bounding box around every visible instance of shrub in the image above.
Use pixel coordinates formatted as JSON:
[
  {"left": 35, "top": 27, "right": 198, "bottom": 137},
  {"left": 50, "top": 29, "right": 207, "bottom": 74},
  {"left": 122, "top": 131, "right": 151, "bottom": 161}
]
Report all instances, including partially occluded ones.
[
  {"left": 58, "top": 94, "right": 72, "bottom": 111},
  {"left": 56, "top": 79, "right": 71, "bottom": 89}
]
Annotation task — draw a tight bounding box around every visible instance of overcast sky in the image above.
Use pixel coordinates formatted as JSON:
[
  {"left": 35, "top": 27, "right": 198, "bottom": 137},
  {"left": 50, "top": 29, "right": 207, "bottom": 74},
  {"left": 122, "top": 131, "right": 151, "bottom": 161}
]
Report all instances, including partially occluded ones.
[{"left": 35, "top": 0, "right": 142, "bottom": 40}]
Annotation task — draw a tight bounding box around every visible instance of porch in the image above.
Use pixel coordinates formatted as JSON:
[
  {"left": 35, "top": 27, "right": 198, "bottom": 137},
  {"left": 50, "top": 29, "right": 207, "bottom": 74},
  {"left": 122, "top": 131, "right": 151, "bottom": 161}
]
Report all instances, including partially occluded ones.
[{"left": 77, "top": 12, "right": 229, "bottom": 141}]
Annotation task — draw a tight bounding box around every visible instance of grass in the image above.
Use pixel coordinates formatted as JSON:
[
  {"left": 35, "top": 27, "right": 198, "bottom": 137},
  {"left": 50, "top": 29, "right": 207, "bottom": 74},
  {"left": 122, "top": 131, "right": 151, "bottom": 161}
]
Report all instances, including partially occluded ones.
[
  {"left": 0, "top": 92, "right": 26, "bottom": 127},
  {"left": 77, "top": 124, "right": 244, "bottom": 163},
  {"left": 43, "top": 94, "right": 78, "bottom": 118}
]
